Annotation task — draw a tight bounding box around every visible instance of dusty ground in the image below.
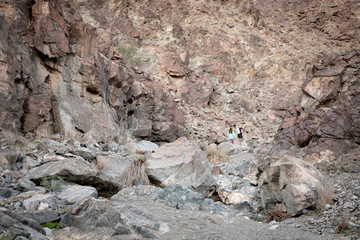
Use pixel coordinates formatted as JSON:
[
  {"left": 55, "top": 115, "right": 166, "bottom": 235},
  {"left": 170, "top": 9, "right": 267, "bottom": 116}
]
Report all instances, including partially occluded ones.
[{"left": 51, "top": 192, "right": 347, "bottom": 240}]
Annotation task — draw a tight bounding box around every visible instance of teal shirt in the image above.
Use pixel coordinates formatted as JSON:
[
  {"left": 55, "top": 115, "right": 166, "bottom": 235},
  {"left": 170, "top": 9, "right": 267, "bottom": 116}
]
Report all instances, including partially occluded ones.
[{"left": 227, "top": 132, "right": 236, "bottom": 140}]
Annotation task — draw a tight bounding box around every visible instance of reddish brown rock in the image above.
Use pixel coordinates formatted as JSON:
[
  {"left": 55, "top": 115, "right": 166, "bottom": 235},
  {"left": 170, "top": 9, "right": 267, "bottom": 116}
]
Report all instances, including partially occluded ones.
[
  {"left": 164, "top": 53, "right": 188, "bottom": 77},
  {"left": 275, "top": 51, "right": 360, "bottom": 156},
  {"left": 179, "top": 73, "right": 214, "bottom": 106},
  {"left": 21, "top": 85, "right": 52, "bottom": 134},
  {"left": 127, "top": 79, "right": 185, "bottom": 142}
]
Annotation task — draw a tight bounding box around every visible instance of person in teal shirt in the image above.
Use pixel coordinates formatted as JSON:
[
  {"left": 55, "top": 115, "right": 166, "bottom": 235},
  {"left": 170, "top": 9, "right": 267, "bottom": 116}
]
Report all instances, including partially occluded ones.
[{"left": 227, "top": 127, "right": 236, "bottom": 144}]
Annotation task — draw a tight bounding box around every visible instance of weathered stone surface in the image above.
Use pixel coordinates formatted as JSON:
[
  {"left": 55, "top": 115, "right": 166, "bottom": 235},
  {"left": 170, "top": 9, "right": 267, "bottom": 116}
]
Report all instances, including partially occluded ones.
[
  {"left": 16, "top": 178, "right": 37, "bottom": 192},
  {"left": 216, "top": 142, "right": 249, "bottom": 156},
  {"left": 127, "top": 80, "right": 185, "bottom": 142},
  {"left": 164, "top": 53, "right": 188, "bottom": 77},
  {"left": 146, "top": 137, "right": 216, "bottom": 196},
  {"left": 224, "top": 152, "right": 259, "bottom": 185},
  {"left": 0, "top": 211, "right": 49, "bottom": 240},
  {"left": 179, "top": 73, "right": 214, "bottom": 106},
  {"left": 70, "top": 147, "right": 96, "bottom": 162},
  {"left": 259, "top": 156, "right": 333, "bottom": 216},
  {"left": 58, "top": 185, "right": 98, "bottom": 204},
  {"left": 25, "top": 210, "right": 59, "bottom": 224},
  {"left": 216, "top": 174, "right": 258, "bottom": 206},
  {"left": 275, "top": 51, "right": 360, "bottom": 156},
  {"left": 23, "top": 194, "right": 57, "bottom": 211},
  {"left": 60, "top": 198, "right": 119, "bottom": 232},
  {"left": 96, "top": 155, "right": 131, "bottom": 181},
  {"left": 60, "top": 197, "right": 169, "bottom": 238},
  {"left": 151, "top": 184, "right": 205, "bottom": 211},
  {"left": 124, "top": 140, "right": 158, "bottom": 154},
  {"left": 26, "top": 156, "right": 121, "bottom": 196}
]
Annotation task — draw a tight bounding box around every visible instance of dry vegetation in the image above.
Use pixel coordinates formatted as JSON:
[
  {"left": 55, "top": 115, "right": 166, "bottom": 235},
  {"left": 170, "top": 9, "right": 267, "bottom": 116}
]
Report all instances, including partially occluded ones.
[
  {"left": 118, "top": 158, "right": 150, "bottom": 187},
  {"left": 337, "top": 212, "right": 350, "bottom": 233},
  {"left": 266, "top": 210, "right": 289, "bottom": 222},
  {"left": 205, "top": 147, "right": 229, "bottom": 165}
]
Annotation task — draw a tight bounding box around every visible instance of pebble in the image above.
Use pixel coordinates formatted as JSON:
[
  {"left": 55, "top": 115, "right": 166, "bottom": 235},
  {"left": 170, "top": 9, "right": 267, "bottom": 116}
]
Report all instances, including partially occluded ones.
[{"left": 269, "top": 225, "right": 279, "bottom": 230}]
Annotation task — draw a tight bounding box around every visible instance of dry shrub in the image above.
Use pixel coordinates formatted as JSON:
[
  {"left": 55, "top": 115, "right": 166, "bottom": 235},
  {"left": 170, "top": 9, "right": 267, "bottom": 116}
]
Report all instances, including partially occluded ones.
[
  {"left": 118, "top": 158, "right": 150, "bottom": 187},
  {"left": 337, "top": 212, "right": 350, "bottom": 233},
  {"left": 316, "top": 178, "right": 334, "bottom": 210},
  {"left": 212, "top": 166, "right": 223, "bottom": 175},
  {"left": 96, "top": 160, "right": 105, "bottom": 172},
  {"left": 205, "top": 147, "right": 229, "bottom": 164},
  {"left": 266, "top": 210, "right": 289, "bottom": 222}
]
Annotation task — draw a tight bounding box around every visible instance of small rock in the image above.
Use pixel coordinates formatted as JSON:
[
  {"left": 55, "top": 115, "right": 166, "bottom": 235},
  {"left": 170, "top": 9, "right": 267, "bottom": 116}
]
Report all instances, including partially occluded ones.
[{"left": 269, "top": 225, "right": 279, "bottom": 230}]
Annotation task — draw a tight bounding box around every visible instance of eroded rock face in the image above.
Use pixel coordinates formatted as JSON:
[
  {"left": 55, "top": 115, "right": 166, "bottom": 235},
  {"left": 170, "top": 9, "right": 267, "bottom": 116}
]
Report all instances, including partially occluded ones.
[
  {"left": 0, "top": 1, "right": 185, "bottom": 143},
  {"left": 127, "top": 80, "right": 185, "bottom": 142},
  {"left": 259, "top": 156, "right": 333, "bottom": 216},
  {"left": 274, "top": 51, "right": 360, "bottom": 157}
]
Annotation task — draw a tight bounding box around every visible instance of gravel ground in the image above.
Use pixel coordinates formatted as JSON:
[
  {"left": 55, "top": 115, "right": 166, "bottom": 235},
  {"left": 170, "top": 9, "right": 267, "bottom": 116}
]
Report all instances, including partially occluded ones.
[{"left": 106, "top": 195, "right": 342, "bottom": 240}]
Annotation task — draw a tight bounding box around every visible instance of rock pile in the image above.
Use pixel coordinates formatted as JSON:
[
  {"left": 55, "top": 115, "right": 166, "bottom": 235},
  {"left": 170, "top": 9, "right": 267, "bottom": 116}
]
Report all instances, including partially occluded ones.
[{"left": 1, "top": 135, "right": 351, "bottom": 239}]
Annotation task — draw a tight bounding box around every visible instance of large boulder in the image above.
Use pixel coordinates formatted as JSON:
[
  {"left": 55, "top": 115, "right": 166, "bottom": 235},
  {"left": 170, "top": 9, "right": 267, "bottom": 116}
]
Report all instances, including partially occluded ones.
[
  {"left": 220, "top": 152, "right": 259, "bottom": 185},
  {"left": 96, "top": 154, "right": 131, "bottom": 181},
  {"left": 58, "top": 184, "right": 98, "bottom": 204},
  {"left": 259, "top": 155, "right": 333, "bottom": 216},
  {"left": 146, "top": 137, "right": 216, "bottom": 196},
  {"left": 60, "top": 197, "right": 169, "bottom": 239},
  {"left": 216, "top": 175, "right": 259, "bottom": 207},
  {"left": 26, "top": 156, "right": 121, "bottom": 197}
]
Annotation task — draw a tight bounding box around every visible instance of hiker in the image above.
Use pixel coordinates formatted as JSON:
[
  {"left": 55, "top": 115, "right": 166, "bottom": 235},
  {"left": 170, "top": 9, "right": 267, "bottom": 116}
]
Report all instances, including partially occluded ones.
[
  {"left": 236, "top": 126, "right": 243, "bottom": 144},
  {"left": 227, "top": 127, "right": 236, "bottom": 144}
]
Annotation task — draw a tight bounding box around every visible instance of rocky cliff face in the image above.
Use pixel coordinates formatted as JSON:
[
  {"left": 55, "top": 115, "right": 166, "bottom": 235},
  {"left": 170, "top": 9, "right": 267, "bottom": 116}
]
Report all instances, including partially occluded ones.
[
  {"left": 0, "top": 0, "right": 184, "bottom": 144},
  {"left": 0, "top": 0, "right": 359, "bottom": 148}
]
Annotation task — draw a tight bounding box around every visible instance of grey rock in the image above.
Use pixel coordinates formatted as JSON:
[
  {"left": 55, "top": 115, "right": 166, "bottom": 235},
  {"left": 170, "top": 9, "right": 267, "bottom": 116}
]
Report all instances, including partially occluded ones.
[
  {"left": 105, "top": 141, "right": 121, "bottom": 152},
  {"left": 0, "top": 187, "right": 16, "bottom": 198},
  {"left": 96, "top": 154, "right": 131, "bottom": 181},
  {"left": 16, "top": 178, "right": 37, "bottom": 192},
  {"left": 70, "top": 147, "right": 96, "bottom": 162},
  {"left": 60, "top": 198, "right": 120, "bottom": 232},
  {"left": 113, "top": 222, "right": 131, "bottom": 235},
  {"left": 259, "top": 155, "right": 333, "bottom": 216},
  {"left": 25, "top": 210, "right": 59, "bottom": 224},
  {"left": 146, "top": 137, "right": 216, "bottom": 196},
  {"left": 150, "top": 184, "right": 205, "bottom": 211},
  {"left": 60, "top": 197, "right": 169, "bottom": 238},
  {"left": 216, "top": 175, "right": 259, "bottom": 206},
  {"left": 43, "top": 227, "right": 53, "bottom": 237},
  {"left": 58, "top": 185, "right": 98, "bottom": 204},
  {"left": 216, "top": 142, "right": 250, "bottom": 156},
  {"left": 117, "top": 205, "right": 170, "bottom": 238},
  {"left": 125, "top": 141, "right": 158, "bottom": 154},
  {"left": 20, "top": 155, "right": 41, "bottom": 171},
  {"left": 26, "top": 156, "right": 121, "bottom": 197},
  {"left": 23, "top": 194, "right": 57, "bottom": 211}
]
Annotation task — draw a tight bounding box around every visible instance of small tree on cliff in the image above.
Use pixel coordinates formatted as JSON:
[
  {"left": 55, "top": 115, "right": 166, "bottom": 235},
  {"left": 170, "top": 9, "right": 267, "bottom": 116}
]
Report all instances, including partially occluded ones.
[{"left": 117, "top": 44, "right": 142, "bottom": 67}]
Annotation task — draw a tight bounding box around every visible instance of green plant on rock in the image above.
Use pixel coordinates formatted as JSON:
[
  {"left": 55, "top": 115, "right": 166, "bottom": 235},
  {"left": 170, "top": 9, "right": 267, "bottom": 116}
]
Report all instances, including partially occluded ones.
[
  {"left": 40, "top": 176, "right": 64, "bottom": 191},
  {"left": 117, "top": 44, "right": 142, "bottom": 67},
  {"left": 41, "top": 221, "right": 60, "bottom": 229}
]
